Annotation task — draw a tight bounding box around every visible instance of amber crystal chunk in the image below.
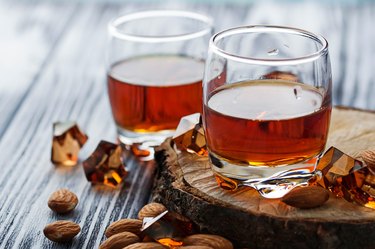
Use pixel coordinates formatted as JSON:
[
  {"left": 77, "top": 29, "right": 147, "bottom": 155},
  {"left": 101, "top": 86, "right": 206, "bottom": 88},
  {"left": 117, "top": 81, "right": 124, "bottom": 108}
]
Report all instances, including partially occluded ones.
[
  {"left": 51, "top": 121, "right": 88, "bottom": 166},
  {"left": 214, "top": 173, "right": 239, "bottom": 191},
  {"left": 83, "top": 141, "right": 127, "bottom": 188},
  {"left": 173, "top": 113, "right": 207, "bottom": 156},
  {"left": 130, "top": 144, "right": 151, "bottom": 158},
  {"left": 317, "top": 147, "right": 375, "bottom": 209},
  {"left": 141, "top": 211, "right": 195, "bottom": 247}
]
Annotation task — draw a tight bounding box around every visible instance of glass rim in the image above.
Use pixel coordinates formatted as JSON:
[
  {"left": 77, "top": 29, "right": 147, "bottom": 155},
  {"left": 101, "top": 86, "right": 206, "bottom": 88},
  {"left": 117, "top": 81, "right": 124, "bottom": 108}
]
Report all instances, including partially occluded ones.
[
  {"left": 108, "top": 10, "right": 213, "bottom": 43},
  {"left": 210, "top": 25, "right": 329, "bottom": 66}
]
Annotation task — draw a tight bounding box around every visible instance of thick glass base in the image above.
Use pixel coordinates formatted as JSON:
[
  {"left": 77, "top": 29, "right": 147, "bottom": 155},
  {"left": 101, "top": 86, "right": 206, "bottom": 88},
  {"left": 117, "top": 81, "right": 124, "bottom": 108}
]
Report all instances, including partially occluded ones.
[
  {"left": 117, "top": 126, "right": 175, "bottom": 161},
  {"left": 209, "top": 152, "right": 321, "bottom": 198}
]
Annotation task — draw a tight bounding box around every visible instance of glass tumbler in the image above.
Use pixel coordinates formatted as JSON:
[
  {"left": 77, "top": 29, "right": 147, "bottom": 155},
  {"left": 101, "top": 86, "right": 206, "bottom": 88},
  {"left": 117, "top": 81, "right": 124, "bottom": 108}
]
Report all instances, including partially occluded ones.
[
  {"left": 107, "top": 11, "right": 213, "bottom": 158},
  {"left": 203, "top": 26, "right": 332, "bottom": 198}
]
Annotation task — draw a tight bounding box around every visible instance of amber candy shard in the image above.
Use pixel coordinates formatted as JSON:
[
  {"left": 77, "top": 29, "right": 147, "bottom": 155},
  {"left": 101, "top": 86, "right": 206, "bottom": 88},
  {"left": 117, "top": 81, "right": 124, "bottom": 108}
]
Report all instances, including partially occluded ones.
[
  {"left": 141, "top": 211, "right": 195, "bottom": 247},
  {"left": 83, "top": 140, "right": 127, "bottom": 188},
  {"left": 173, "top": 113, "right": 207, "bottom": 156},
  {"left": 317, "top": 146, "right": 375, "bottom": 209},
  {"left": 51, "top": 121, "right": 88, "bottom": 166},
  {"left": 215, "top": 173, "right": 239, "bottom": 191},
  {"left": 156, "top": 238, "right": 183, "bottom": 247},
  {"left": 131, "top": 144, "right": 151, "bottom": 158}
]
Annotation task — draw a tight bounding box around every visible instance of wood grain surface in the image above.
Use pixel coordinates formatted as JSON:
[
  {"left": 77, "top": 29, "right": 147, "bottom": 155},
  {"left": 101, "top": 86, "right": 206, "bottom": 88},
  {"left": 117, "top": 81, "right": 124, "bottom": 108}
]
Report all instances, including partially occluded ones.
[
  {"left": 177, "top": 109, "right": 375, "bottom": 220},
  {"left": 1, "top": 0, "right": 375, "bottom": 248},
  {"left": 153, "top": 108, "right": 375, "bottom": 248}
]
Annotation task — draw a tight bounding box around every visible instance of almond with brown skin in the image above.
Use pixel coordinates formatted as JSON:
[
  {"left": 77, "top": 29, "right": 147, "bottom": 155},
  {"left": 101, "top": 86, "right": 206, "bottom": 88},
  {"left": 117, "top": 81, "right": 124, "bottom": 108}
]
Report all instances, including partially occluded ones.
[
  {"left": 360, "top": 150, "right": 375, "bottom": 172},
  {"left": 281, "top": 186, "right": 329, "bottom": 209},
  {"left": 48, "top": 188, "right": 78, "bottom": 214},
  {"left": 138, "top": 203, "right": 167, "bottom": 220},
  {"left": 99, "top": 232, "right": 139, "bottom": 249},
  {"left": 183, "top": 234, "right": 233, "bottom": 249},
  {"left": 264, "top": 71, "right": 299, "bottom": 82},
  {"left": 123, "top": 242, "right": 167, "bottom": 249},
  {"left": 105, "top": 219, "right": 143, "bottom": 238},
  {"left": 43, "top": 220, "right": 80, "bottom": 242}
]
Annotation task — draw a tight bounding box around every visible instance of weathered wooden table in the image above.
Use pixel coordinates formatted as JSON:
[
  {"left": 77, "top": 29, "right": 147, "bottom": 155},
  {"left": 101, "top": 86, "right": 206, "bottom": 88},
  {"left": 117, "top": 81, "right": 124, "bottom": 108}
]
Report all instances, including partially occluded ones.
[{"left": 0, "top": 1, "right": 374, "bottom": 248}]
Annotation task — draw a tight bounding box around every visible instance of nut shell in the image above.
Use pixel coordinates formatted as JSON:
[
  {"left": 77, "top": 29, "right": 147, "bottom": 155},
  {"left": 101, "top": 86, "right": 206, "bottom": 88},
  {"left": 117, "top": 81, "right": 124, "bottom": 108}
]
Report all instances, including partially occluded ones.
[
  {"left": 123, "top": 242, "right": 166, "bottom": 249},
  {"left": 43, "top": 220, "right": 80, "bottom": 242},
  {"left": 138, "top": 203, "right": 167, "bottom": 220},
  {"left": 48, "top": 188, "right": 78, "bottom": 214},
  {"left": 105, "top": 219, "right": 143, "bottom": 238},
  {"left": 99, "top": 231, "right": 139, "bottom": 249},
  {"left": 183, "top": 234, "right": 233, "bottom": 249},
  {"left": 281, "top": 186, "right": 329, "bottom": 209}
]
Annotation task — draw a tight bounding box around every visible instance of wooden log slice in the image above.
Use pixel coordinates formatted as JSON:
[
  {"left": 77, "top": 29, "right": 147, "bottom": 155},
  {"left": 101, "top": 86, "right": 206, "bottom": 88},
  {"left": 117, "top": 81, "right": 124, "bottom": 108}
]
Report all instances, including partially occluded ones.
[{"left": 153, "top": 107, "right": 375, "bottom": 249}]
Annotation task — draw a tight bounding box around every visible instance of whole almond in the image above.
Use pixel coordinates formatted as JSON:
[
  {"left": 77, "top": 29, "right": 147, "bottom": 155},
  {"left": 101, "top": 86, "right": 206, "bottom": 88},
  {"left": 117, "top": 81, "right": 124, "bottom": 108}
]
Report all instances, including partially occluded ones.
[
  {"left": 43, "top": 220, "right": 80, "bottom": 242},
  {"left": 105, "top": 219, "right": 143, "bottom": 238},
  {"left": 264, "top": 71, "right": 299, "bottom": 82},
  {"left": 360, "top": 150, "right": 375, "bottom": 171},
  {"left": 123, "top": 242, "right": 166, "bottom": 249},
  {"left": 138, "top": 203, "right": 167, "bottom": 220},
  {"left": 183, "top": 234, "right": 233, "bottom": 249},
  {"left": 99, "top": 231, "right": 139, "bottom": 249},
  {"left": 281, "top": 186, "right": 329, "bottom": 209},
  {"left": 48, "top": 188, "right": 78, "bottom": 214}
]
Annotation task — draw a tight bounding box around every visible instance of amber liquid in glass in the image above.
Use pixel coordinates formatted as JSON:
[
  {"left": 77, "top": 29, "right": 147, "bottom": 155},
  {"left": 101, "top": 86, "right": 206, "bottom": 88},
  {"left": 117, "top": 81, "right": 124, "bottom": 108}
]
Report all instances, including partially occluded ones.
[
  {"left": 204, "top": 80, "right": 331, "bottom": 166},
  {"left": 107, "top": 55, "right": 204, "bottom": 133}
]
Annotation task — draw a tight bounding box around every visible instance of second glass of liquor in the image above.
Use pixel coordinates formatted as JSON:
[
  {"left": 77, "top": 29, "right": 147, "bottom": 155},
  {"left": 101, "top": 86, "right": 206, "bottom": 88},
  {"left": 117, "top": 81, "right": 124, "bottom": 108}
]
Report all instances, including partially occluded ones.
[
  {"left": 203, "top": 26, "right": 332, "bottom": 198},
  {"left": 107, "top": 11, "right": 213, "bottom": 158}
]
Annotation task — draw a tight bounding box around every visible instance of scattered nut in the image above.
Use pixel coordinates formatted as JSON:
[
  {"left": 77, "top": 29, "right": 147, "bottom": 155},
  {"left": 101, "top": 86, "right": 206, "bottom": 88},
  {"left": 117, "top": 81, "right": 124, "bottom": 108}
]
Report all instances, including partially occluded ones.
[
  {"left": 281, "top": 186, "right": 329, "bottom": 209},
  {"left": 138, "top": 203, "right": 167, "bottom": 220},
  {"left": 123, "top": 242, "right": 166, "bottom": 249},
  {"left": 360, "top": 150, "right": 375, "bottom": 172},
  {"left": 99, "top": 231, "right": 139, "bottom": 249},
  {"left": 43, "top": 220, "right": 80, "bottom": 242},
  {"left": 183, "top": 234, "right": 233, "bottom": 249},
  {"left": 263, "top": 71, "right": 299, "bottom": 82},
  {"left": 105, "top": 219, "right": 143, "bottom": 238},
  {"left": 48, "top": 188, "right": 78, "bottom": 214}
]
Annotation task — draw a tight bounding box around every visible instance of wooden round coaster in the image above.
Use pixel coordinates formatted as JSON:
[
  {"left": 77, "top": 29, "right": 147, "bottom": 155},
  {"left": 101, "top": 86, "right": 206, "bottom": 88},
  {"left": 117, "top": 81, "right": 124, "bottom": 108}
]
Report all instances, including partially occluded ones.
[{"left": 153, "top": 107, "right": 375, "bottom": 249}]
